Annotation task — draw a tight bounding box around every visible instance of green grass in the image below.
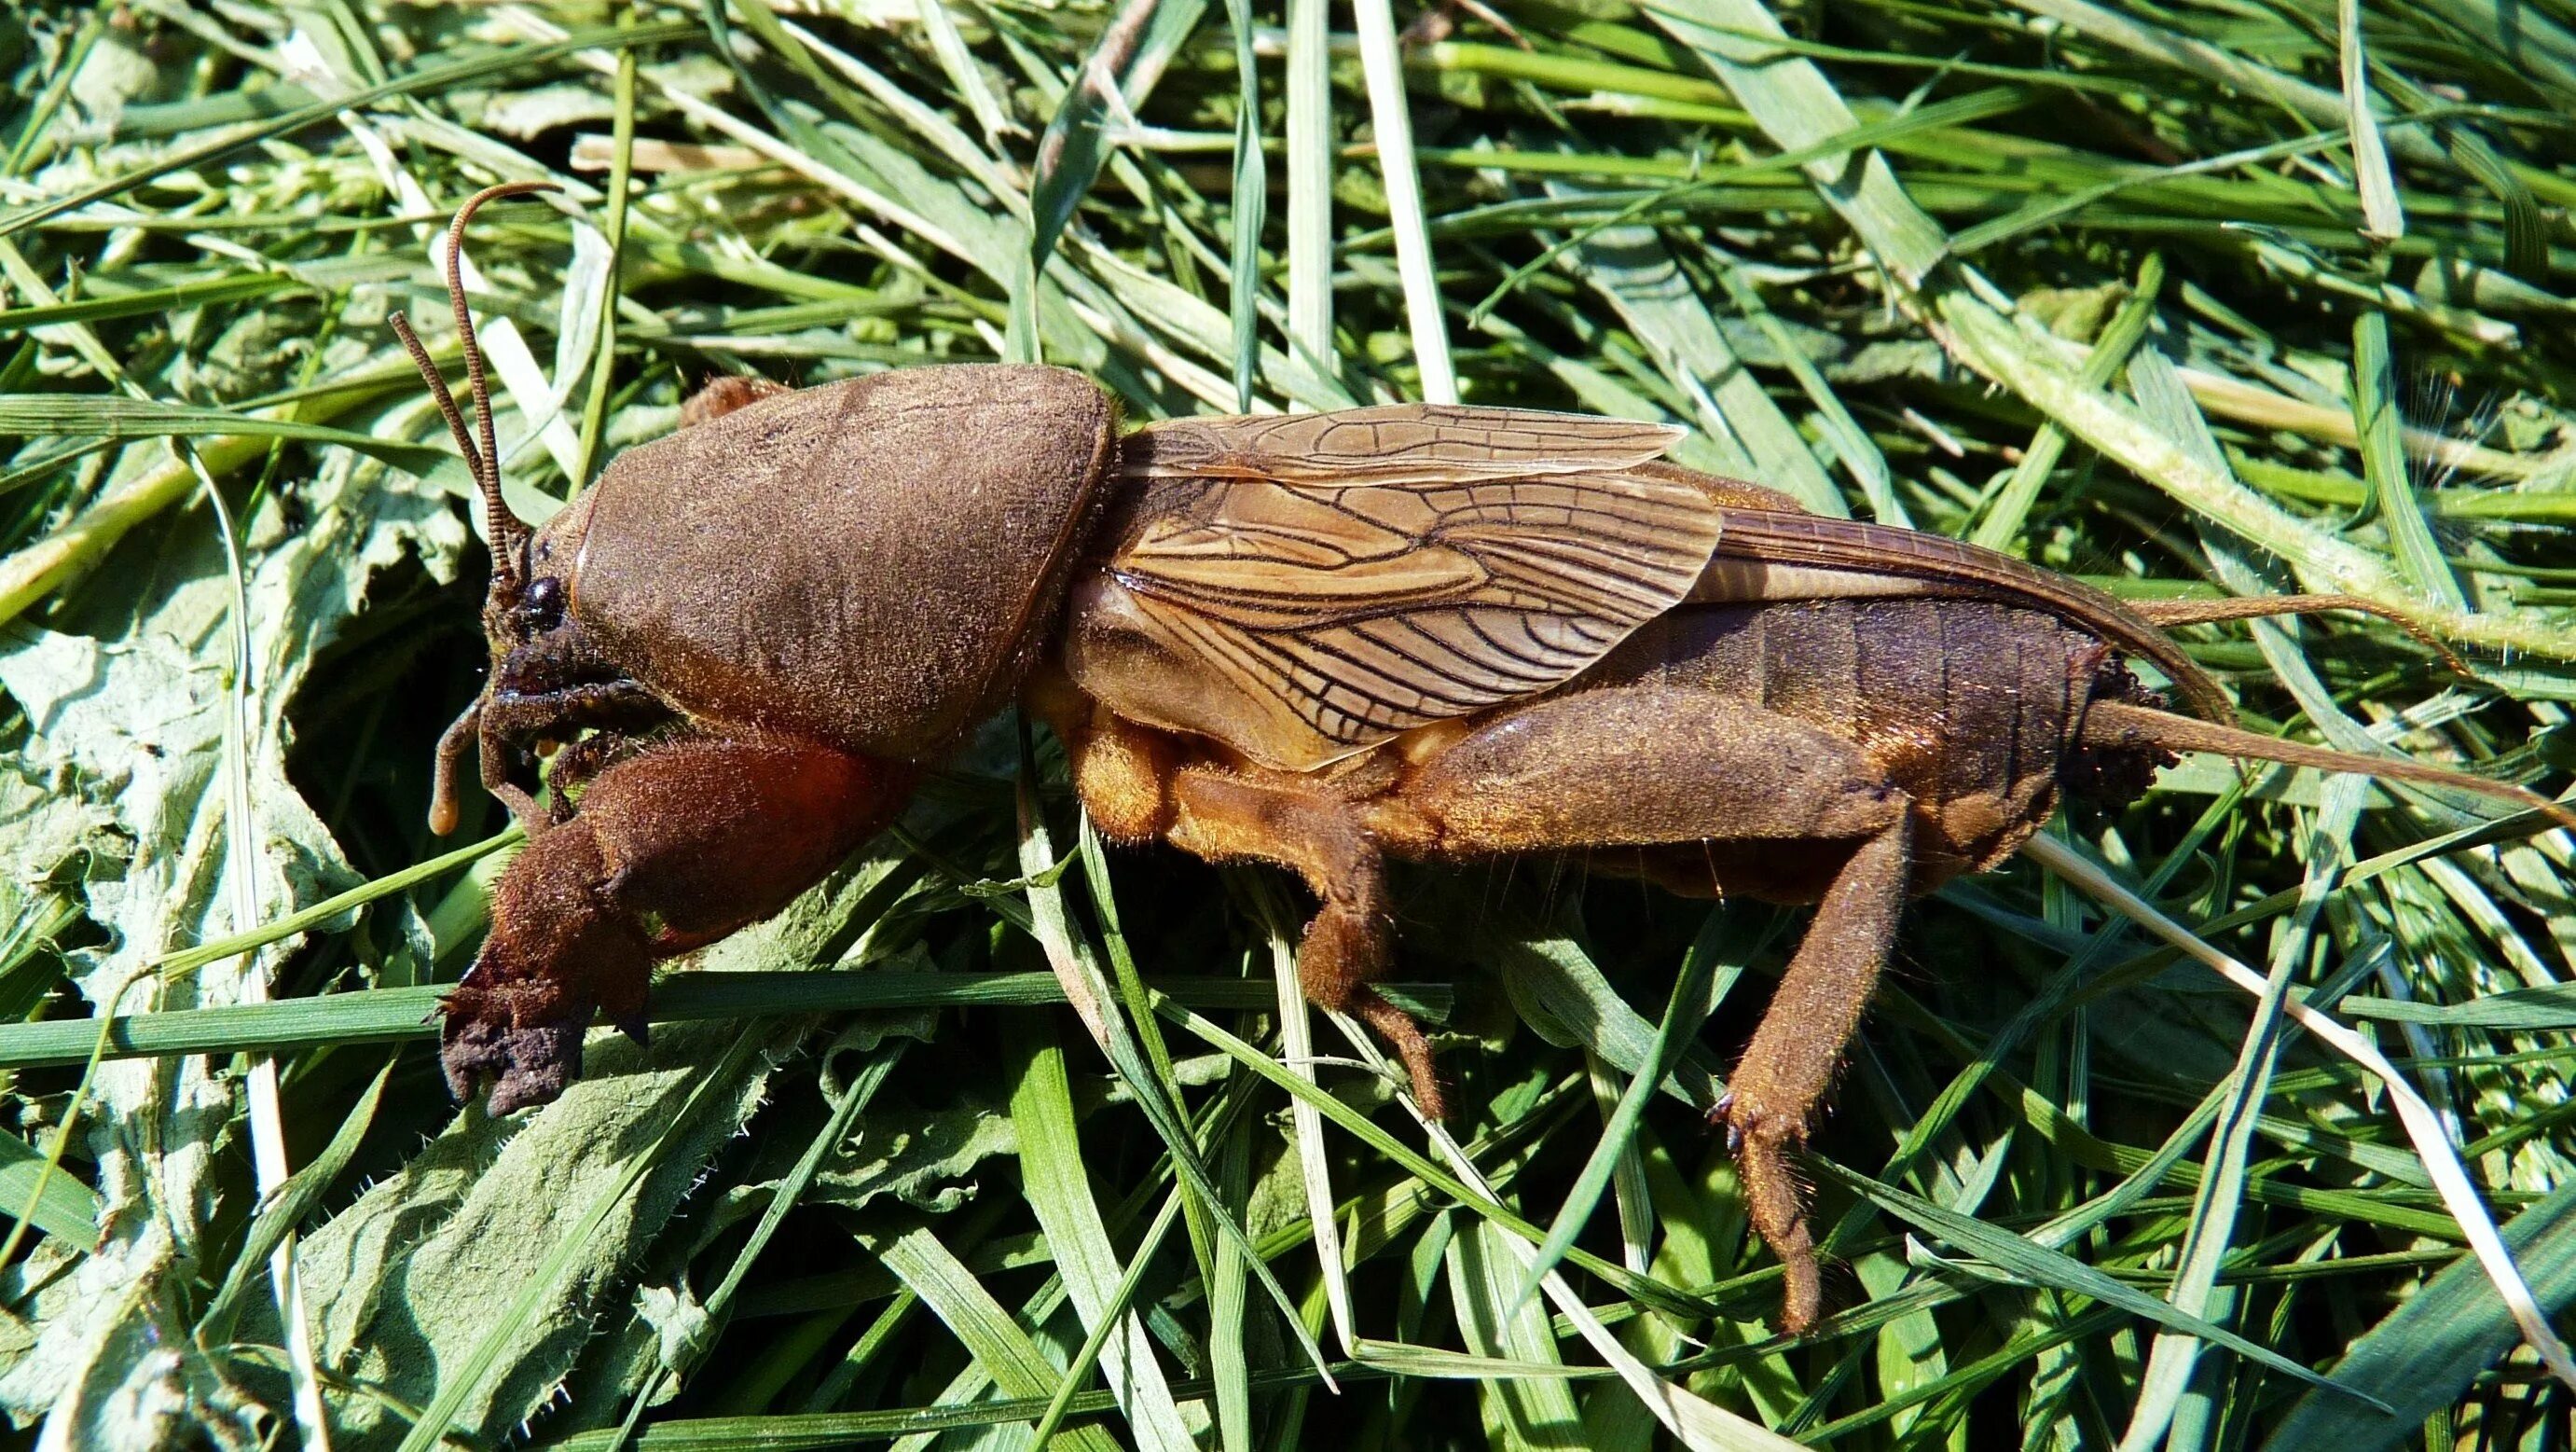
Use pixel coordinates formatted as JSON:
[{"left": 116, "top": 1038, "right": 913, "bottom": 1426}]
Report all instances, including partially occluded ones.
[{"left": 0, "top": 0, "right": 2573, "bottom": 1446}]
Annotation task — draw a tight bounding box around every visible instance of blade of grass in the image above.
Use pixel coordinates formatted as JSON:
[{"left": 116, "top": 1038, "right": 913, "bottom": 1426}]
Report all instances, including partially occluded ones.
[
  {"left": 1447, "top": 1219, "right": 1584, "bottom": 1445},
  {"left": 1647, "top": 0, "right": 1949, "bottom": 285},
  {"left": 1207, "top": 1109, "right": 1255, "bottom": 1452},
  {"left": 915, "top": 0, "right": 1021, "bottom": 150},
  {"left": 606, "top": 1043, "right": 910, "bottom": 1445},
  {"left": 1247, "top": 874, "right": 1356, "bottom": 1352},
  {"left": 1401, "top": 1081, "right": 1804, "bottom": 1451},
  {"left": 1354, "top": 1338, "right": 1612, "bottom": 1380},
  {"left": 1348, "top": 0, "right": 1453, "bottom": 401},
  {"left": 1581, "top": 1051, "right": 1655, "bottom": 1278},
  {"left": 0, "top": 22, "right": 697, "bottom": 241},
  {"left": 1008, "top": 740, "right": 1336, "bottom": 1385},
  {"left": 2351, "top": 311, "right": 2464, "bottom": 609},
  {"left": 1222, "top": 0, "right": 1265, "bottom": 410},
  {"left": 875, "top": 1226, "right": 1124, "bottom": 1452},
  {"left": 1970, "top": 252, "right": 2161, "bottom": 551},
  {"left": 1512, "top": 908, "right": 1732, "bottom": 1308},
  {"left": 2, "top": 13, "right": 103, "bottom": 175},
  {"left": 1004, "top": 1014, "right": 1197, "bottom": 1450},
  {"left": 0, "top": 395, "right": 447, "bottom": 474},
  {"left": 1563, "top": 211, "right": 1843, "bottom": 515},
  {"left": 1151, "top": 990, "right": 1721, "bottom": 1322},
  {"left": 2343, "top": 985, "right": 2576, "bottom": 1030},
  {"left": 0, "top": 970, "right": 1436, "bottom": 1071},
  {"left": 1714, "top": 263, "right": 1897, "bottom": 523},
  {"left": 555, "top": 1362, "right": 1422, "bottom": 1449},
  {"left": 1024, "top": 1187, "right": 1189, "bottom": 1447},
  {"left": 1811, "top": 1158, "right": 2376, "bottom": 1403},
  {"left": 2338, "top": 0, "right": 2404, "bottom": 241},
  {"left": 152, "top": 830, "right": 517, "bottom": 978},
  {"left": 1076, "top": 821, "right": 1219, "bottom": 1291},
  {"left": 2260, "top": 1179, "right": 2576, "bottom": 1452},
  {"left": 1028, "top": 0, "right": 1161, "bottom": 267},
  {"left": 0, "top": 271, "right": 305, "bottom": 332},
  {"left": 2024, "top": 833, "right": 2576, "bottom": 1390},
  {"left": 571, "top": 30, "right": 638, "bottom": 490},
  {"left": 1996, "top": 0, "right": 2441, "bottom": 167},
  {"left": 0, "top": 1129, "right": 99, "bottom": 1250},
  {"left": 1485, "top": 918, "right": 1726, "bottom": 1109},
  {"left": 194, "top": 1057, "right": 394, "bottom": 1348},
  {"left": 1282, "top": 0, "right": 1334, "bottom": 390},
  {"left": 2117, "top": 775, "right": 2366, "bottom": 1448}
]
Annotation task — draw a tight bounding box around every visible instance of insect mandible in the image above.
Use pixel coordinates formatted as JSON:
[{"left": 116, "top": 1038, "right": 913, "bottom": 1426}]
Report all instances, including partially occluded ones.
[{"left": 405, "top": 184, "right": 2569, "bottom": 1332}]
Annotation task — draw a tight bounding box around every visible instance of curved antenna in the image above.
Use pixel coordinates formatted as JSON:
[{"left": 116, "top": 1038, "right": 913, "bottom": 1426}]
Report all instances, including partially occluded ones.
[{"left": 387, "top": 179, "right": 563, "bottom": 592}]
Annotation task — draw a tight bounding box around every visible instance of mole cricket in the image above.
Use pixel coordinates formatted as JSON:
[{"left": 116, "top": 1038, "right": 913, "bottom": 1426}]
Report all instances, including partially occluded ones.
[{"left": 405, "top": 184, "right": 2568, "bottom": 1331}]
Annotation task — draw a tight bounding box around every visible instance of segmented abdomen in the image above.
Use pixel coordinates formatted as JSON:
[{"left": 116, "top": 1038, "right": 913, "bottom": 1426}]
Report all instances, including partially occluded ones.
[{"left": 1587, "top": 599, "right": 2108, "bottom": 874}]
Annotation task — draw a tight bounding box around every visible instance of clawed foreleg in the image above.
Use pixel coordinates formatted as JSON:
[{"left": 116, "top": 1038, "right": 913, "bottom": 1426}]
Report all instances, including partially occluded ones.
[{"left": 444, "top": 732, "right": 908, "bottom": 1113}]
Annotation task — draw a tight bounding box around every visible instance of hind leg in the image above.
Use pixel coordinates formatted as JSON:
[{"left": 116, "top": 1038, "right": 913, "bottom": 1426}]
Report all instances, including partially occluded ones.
[
  {"left": 1720, "top": 823, "right": 1908, "bottom": 1332},
  {"left": 1391, "top": 686, "right": 1914, "bottom": 1332}
]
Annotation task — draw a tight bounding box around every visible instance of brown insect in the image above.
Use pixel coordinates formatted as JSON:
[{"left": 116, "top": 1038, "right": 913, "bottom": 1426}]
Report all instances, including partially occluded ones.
[{"left": 405, "top": 185, "right": 2566, "bottom": 1332}]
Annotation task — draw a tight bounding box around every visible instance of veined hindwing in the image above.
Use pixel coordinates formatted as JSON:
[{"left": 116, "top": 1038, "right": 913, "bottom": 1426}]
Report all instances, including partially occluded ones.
[{"left": 1069, "top": 405, "right": 1727, "bottom": 770}]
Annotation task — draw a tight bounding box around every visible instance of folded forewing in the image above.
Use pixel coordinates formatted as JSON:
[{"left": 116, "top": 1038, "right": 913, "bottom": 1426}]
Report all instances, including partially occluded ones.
[{"left": 1085, "top": 436, "right": 1725, "bottom": 767}]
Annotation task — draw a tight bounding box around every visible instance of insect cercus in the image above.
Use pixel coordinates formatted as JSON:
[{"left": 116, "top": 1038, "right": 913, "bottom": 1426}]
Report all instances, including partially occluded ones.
[{"left": 403, "top": 183, "right": 2565, "bottom": 1333}]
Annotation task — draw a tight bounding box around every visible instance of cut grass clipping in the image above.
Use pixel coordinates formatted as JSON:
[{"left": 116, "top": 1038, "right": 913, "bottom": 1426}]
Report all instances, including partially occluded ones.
[{"left": 0, "top": 0, "right": 2573, "bottom": 1446}]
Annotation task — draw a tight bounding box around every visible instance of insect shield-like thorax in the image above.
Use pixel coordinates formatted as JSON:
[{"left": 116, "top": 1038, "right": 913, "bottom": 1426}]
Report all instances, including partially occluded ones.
[
  {"left": 403, "top": 242, "right": 1118, "bottom": 1111},
  {"left": 548, "top": 365, "right": 1117, "bottom": 757}
]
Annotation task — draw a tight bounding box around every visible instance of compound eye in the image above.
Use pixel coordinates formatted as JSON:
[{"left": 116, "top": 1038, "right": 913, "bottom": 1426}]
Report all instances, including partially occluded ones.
[{"left": 522, "top": 574, "right": 567, "bottom": 632}]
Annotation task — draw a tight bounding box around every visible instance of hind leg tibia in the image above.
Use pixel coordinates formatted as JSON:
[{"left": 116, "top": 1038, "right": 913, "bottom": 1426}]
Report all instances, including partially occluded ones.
[
  {"left": 1721, "top": 815, "right": 1910, "bottom": 1333},
  {"left": 1392, "top": 686, "right": 1916, "bottom": 1330}
]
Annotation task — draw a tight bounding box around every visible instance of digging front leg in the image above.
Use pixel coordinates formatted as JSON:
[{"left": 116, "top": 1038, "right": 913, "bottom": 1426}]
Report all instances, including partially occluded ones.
[
  {"left": 444, "top": 732, "right": 912, "bottom": 1113},
  {"left": 1166, "top": 768, "right": 1445, "bottom": 1118},
  {"left": 441, "top": 808, "right": 655, "bottom": 1112},
  {"left": 1723, "top": 814, "right": 1912, "bottom": 1334}
]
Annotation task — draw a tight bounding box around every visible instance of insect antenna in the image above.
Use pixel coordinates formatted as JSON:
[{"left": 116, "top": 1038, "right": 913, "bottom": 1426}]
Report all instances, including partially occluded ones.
[
  {"left": 387, "top": 311, "right": 485, "bottom": 542},
  {"left": 386, "top": 179, "right": 563, "bottom": 595},
  {"left": 2080, "top": 698, "right": 2576, "bottom": 832}
]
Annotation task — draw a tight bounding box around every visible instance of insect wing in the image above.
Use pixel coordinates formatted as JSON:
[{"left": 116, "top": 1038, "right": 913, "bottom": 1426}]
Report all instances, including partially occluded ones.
[
  {"left": 1126, "top": 403, "right": 1687, "bottom": 484},
  {"left": 1086, "top": 425, "right": 1724, "bottom": 768}
]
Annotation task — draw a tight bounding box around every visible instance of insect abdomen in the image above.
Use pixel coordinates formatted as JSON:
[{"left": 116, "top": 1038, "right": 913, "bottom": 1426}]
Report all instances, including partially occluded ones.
[{"left": 1588, "top": 599, "right": 2103, "bottom": 876}]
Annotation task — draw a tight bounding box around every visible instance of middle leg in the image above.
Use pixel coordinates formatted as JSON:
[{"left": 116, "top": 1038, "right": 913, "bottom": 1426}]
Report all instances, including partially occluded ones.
[
  {"left": 1034, "top": 678, "right": 1441, "bottom": 1108},
  {"left": 1164, "top": 767, "right": 1446, "bottom": 1118}
]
